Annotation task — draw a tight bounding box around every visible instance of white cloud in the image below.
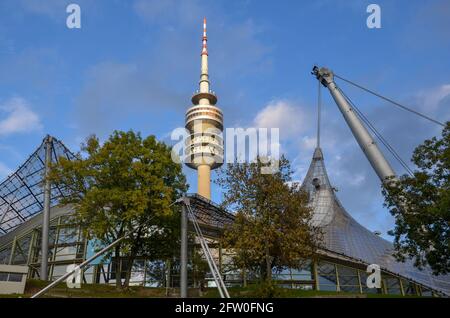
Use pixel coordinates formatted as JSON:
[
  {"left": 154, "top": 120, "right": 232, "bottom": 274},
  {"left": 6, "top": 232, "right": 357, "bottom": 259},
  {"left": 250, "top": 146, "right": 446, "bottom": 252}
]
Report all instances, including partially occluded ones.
[
  {"left": 300, "top": 135, "right": 317, "bottom": 151},
  {"left": 0, "top": 161, "right": 12, "bottom": 179},
  {"left": 0, "top": 97, "right": 43, "bottom": 136},
  {"left": 253, "top": 100, "right": 311, "bottom": 138},
  {"left": 418, "top": 84, "right": 450, "bottom": 112}
]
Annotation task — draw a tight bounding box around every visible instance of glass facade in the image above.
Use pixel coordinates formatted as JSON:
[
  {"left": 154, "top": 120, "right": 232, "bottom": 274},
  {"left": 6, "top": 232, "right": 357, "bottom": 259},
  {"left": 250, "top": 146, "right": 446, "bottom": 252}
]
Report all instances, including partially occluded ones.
[
  {"left": 0, "top": 215, "right": 86, "bottom": 279},
  {"left": 313, "top": 260, "right": 435, "bottom": 296},
  {"left": 336, "top": 265, "right": 360, "bottom": 293},
  {"left": 384, "top": 276, "right": 402, "bottom": 295},
  {"left": 317, "top": 261, "right": 338, "bottom": 291}
]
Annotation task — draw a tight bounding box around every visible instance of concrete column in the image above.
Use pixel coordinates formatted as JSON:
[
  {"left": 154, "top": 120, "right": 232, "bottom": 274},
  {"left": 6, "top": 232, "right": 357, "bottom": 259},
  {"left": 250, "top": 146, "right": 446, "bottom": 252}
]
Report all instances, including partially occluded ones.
[
  {"left": 197, "top": 164, "right": 211, "bottom": 200},
  {"left": 180, "top": 203, "right": 188, "bottom": 298},
  {"left": 40, "top": 136, "right": 52, "bottom": 281}
]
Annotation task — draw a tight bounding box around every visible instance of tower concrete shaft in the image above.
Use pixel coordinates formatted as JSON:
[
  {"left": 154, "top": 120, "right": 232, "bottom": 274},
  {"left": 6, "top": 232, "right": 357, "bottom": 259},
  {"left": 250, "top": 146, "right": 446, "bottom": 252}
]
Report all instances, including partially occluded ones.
[
  {"left": 198, "top": 164, "right": 211, "bottom": 199},
  {"left": 184, "top": 18, "right": 224, "bottom": 200}
]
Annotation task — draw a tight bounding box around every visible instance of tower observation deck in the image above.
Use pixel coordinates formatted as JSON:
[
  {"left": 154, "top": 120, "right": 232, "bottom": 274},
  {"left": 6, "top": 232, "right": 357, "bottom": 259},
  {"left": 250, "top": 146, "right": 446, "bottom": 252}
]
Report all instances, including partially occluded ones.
[{"left": 185, "top": 18, "right": 224, "bottom": 200}]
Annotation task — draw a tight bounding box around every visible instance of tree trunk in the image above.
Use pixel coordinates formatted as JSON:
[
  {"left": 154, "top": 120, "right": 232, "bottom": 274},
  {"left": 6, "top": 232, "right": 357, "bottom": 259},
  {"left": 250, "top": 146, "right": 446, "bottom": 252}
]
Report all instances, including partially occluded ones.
[
  {"left": 123, "top": 252, "right": 137, "bottom": 288},
  {"left": 193, "top": 270, "right": 197, "bottom": 289},
  {"left": 114, "top": 244, "right": 122, "bottom": 289},
  {"left": 242, "top": 268, "right": 247, "bottom": 287},
  {"left": 265, "top": 245, "right": 272, "bottom": 282},
  {"left": 123, "top": 225, "right": 143, "bottom": 289}
]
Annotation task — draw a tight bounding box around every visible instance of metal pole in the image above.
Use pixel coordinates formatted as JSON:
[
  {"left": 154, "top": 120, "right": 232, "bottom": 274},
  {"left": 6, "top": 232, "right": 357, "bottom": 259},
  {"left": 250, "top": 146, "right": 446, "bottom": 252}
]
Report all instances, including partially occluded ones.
[
  {"left": 40, "top": 135, "right": 53, "bottom": 280},
  {"left": 317, "top": 80, "right": 322, "bottom": 148},
  {"left": 313, "top": 67, "right": 396, "bottom": 182},
  {"left": 185, "top": 203, "right": 229, "bottom": 298},
  {"left": 31, "top": 235, "right": 126, "bottom": 298},
  {"left": 180, "top": 202, "right": 188, "bottom": 298}
]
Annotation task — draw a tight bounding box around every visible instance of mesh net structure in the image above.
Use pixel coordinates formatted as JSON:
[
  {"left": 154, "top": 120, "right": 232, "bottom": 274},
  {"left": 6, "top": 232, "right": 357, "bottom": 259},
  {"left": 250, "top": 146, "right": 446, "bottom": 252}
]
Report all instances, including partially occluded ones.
[
  {"left": 185, "top": 193, "right": 235, "bottom": 238},
  {"left": 0, "top": 136, "right": 76, "bottom": 235}
]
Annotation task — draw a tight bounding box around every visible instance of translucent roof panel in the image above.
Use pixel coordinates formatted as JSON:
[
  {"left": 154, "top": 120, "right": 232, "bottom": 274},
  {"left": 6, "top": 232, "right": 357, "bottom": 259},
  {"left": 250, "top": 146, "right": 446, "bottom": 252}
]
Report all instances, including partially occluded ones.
[{"left": 0, "top": 136, "right": 76, "bottom": 235}]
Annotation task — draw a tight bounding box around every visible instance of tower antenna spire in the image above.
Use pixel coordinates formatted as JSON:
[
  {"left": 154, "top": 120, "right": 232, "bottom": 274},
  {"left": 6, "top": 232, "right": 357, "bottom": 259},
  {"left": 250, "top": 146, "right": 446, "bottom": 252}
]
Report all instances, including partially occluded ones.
[
  {"left": 202, "top": 17, "right": 208, "bottom": 56},
  {"left": 199, "top": 17, "right": 210, "bottom": 94}
]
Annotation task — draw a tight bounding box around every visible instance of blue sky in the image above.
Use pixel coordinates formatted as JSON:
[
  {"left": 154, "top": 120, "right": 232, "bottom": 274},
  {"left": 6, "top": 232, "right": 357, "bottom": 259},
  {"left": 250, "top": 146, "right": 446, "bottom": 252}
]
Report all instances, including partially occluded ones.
[{"left": 0, "top": 0, "right": 449, "bottom": 240}]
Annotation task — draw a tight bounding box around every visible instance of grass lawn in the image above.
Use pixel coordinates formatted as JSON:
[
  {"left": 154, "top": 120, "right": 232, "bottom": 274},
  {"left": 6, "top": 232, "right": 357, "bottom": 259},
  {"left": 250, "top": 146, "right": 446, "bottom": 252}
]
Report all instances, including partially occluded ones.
[
  {"left": 0, "top": 279, "right": 422, "bottom": 298},
  {"left": 0, "top": 279, "right": 171, "bottom": 298},
  {"left": 201, "top": 284, "right": 420, "bottom": 298}
]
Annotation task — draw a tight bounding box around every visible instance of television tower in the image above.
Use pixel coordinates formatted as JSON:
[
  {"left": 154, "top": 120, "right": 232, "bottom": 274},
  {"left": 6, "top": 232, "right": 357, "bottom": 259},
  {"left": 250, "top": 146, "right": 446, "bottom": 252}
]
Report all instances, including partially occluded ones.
[{"left": 185, "top": 18, "right": 224, "bottom": 200}]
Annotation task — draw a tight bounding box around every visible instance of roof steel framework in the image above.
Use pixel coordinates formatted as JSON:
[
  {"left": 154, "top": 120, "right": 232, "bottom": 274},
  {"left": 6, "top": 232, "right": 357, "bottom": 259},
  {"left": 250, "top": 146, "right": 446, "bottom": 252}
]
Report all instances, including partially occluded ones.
[
  {"left": 0, "top": 136, "right": 76, "bottom": 234},
  {"left": 185, "top": 193, "right": 235, "bottom": 238}
]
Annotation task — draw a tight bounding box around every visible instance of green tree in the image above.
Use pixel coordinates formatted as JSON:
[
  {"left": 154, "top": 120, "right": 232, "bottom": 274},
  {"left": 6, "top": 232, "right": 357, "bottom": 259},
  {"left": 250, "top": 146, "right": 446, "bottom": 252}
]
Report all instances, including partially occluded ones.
[
  {"left": 216, "top": 156, "right": 321, "bottom": 284},
  {"left": 50, "top": 131, "right": 187, "bottom": 288},
  {"left": 383, "top": 122, "right": 450, "bottom": 275}
]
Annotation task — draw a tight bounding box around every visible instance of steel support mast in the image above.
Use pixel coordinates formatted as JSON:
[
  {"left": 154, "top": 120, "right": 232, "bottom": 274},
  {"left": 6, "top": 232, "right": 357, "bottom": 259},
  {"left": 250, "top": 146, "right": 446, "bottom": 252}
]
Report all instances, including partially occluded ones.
[
  {"left": 312, "top": 66, "right": 396, "bottom": 183},
  {"left": 40, "top": 135, "right": 53, "bottom": 280},
  {"left": 180, "top": 202, "right": 188, "bottom": 298}
]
